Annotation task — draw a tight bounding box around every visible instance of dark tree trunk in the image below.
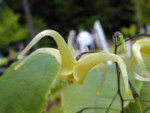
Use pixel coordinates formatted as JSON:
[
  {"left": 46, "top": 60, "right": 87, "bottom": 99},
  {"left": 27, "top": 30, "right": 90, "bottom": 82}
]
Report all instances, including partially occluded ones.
[{"left": 22, "top": 0, "right": 38, "bottom": 49}]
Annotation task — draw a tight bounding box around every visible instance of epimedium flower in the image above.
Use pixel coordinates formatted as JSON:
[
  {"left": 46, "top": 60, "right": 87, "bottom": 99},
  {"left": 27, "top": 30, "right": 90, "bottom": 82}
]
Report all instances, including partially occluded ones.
[
  {"left": 14, "top": 30, "right": 130, "bottom": 95},
  {"left": 130, "top": 38, "right": 150, "bottom": 81}
]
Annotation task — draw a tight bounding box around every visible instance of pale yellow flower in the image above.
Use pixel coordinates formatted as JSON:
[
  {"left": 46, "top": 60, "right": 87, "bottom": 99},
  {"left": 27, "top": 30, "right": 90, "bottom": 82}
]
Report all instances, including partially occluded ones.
[
  {"left": 113, "top": 32, "right": 127, "bottom": 57},
  {"left": 15, "top": 30, "right": 130, "bottom": 95},
  {"left": 130, "top": 39, "right": 150, "bottom": 81},
  {"left": 114, "top": 32, "right": 127, "bottom": 53}
]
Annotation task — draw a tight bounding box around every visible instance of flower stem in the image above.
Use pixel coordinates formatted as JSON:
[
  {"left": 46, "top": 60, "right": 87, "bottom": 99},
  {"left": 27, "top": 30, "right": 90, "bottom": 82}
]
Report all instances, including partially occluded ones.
[
  {"left": 76, "top": 107, "right": 120, "bottom": 113},
  {"left": 105, "top": 93, "right": 118, "bottom": 113},
  {"left": 114, "top": 33, "right": 124, "bottom": 113}
]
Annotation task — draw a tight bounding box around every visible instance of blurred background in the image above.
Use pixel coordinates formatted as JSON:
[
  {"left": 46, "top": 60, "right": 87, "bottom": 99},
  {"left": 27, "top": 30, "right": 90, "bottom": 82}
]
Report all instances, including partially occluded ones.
[{"left": 0, "top": 0, "right": 150, "bottom": 74}]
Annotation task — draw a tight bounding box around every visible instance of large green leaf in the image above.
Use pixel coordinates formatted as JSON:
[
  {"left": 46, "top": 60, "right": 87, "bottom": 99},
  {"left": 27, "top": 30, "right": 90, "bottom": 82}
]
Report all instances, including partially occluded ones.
[
  {"left": 0, "top": 54, "right": 60, "bottom": 113},
  {"left": 61, "top": 64, "right": 142, "bottom": 113},
  {"left": 140, "top": 82, "right": 150, "bottom": 113},
  {"left": 140, "top": 58, "right": 150, "bottom": 113}
]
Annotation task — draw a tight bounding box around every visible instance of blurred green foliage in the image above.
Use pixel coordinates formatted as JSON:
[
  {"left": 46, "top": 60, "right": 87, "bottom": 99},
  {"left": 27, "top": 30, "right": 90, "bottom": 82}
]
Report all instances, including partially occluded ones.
[
  {"left": 0, "top": 0, "right": 149, "bottom": 46},
  {"left": 32, "top": 17, "right": 56, "bottom": 47},
  {"left": 121, "top": 24, "right": 137, "bottom": 37},
  {"left": 132, "top": 0, "right": 150, "bottom": 24},
  {"left": 4, "top": 0, "right": 135, "bottom": 38},
  {"left": 0, "top": 8, "right": 28, "bottom": 47}
]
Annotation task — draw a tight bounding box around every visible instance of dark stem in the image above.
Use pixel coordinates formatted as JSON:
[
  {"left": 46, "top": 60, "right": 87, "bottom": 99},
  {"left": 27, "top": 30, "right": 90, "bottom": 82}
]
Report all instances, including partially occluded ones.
[
  {"left": 105, "top": 93, "right": 118, "bottom": 113},
  {"left": 115, "top": 63, "right": 124, "bottom": 113},
  {"left": 128, "top": 81, "right": 139, "bottom": 99},
  {"left": 143, "top": 107, "right": 150, "bottom": 113},
  {"left": 117, "top": 34, "right": 150, "bottom": 47},
  {"left": 124, "top": 99, "right": 150, "bottom": 103},
  {"left": 76, "top": 51, "right": 95, "bottom": 60},
  {"left": 76, "top": 107, "right": 120, "bottom": 113},
  {"left": 114, "top": 36, "right": 124, "bottom": 113},
  {"left": 140, "top": 100, "right": 150, "bottom": 102},
  {"left": 106, "top": 33, "right": 125, "bottom": 113}
]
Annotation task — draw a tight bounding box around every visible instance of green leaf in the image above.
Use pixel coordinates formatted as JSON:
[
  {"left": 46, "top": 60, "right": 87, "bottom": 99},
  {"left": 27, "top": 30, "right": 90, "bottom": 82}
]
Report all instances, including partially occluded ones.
[
  {"left": 0, "top": 8, "right": 28, "bottom": 47},
  {"left": 139, "top": 58, "right": 150, "bottom": 113},
  {"left": 0, "top": 54, "right": 60, "bottom": 113},
  {"left": 61, "top": 64, "right": 142, "bottom": 113},
  {"left": 120, "top": 58, "right": 150, "bottom": 113},
  {"left": 140, "top": 82, "right": 150, "bottom": 113},
  {"left": 124, "top": 82, "right": 150, "bottom": 113},
  {"left": 124, "top": 100, "right": 142, "bottom": 113}
]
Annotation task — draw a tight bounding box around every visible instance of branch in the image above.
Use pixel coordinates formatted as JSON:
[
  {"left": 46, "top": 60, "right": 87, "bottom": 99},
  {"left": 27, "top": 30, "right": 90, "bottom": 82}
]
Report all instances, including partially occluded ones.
[{"left": 76, "top": 107, "right": 120, "bottom": 113}]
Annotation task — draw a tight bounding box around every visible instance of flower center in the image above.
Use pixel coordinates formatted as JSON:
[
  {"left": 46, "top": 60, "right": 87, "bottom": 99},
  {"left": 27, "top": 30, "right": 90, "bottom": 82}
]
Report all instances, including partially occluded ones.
[{"left": 68, "top": 74, "right": 74, "bottom": 83}]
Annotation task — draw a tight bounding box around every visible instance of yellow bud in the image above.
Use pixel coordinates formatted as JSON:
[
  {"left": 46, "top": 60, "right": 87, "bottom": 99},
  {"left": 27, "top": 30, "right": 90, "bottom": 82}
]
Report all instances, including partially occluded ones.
[
  {"left": 17, "top": 55, "right": 23, "bottom": 60},
  {"left": 126, "top": 88, "right": 131, "bottom": 95},
  {"left": 96, "top": 91, "right": 100, "bottom": 96},
  {"left": 14, "top": 65, "right": 20, "bottom": 71}
]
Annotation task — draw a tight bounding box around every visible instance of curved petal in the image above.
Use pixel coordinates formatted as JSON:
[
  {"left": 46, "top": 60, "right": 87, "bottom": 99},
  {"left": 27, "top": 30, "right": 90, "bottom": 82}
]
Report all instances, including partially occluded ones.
[
  {"left": 73, "top": 53, "right": 130, "bottom": 95},
  {"left": 67, "top": 35, "right": 75, "bottom": 56},
  {"left": 17, "top": 30, "right": 76, "bottom": 76},
  {"left": 130, "top": 57, "right": 150, "bottom": 81},
  {"left": 132, "top": 39, "right": 150, "bottom": 78},
  {"left": 14, "top": 48, "right": 61, "bottom": 71},
  {"left": 141, "top": 46, "right": 150, "bottom": 57}
]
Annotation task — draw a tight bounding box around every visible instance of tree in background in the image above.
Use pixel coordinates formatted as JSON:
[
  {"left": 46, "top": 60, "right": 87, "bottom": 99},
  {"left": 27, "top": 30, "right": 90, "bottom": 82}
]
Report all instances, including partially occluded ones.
[
  {"left": 21, "top": 0, "right": 35, "bottom": 40},
  {"left": 141, "top": 0, "right": 150, "bottom": 24},
  {"left": 131, "top": 0, "right": 150, "bottom": 30},
  {"left": 4, "top": 0, "right": 135, "bottom": 39}
]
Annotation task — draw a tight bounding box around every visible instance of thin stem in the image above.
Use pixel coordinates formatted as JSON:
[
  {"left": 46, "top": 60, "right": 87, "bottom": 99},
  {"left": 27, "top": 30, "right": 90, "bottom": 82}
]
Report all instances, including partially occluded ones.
[
  {"left": 124, "top": 99, "right": 135, "bottom": 102},
  {"left": 105, "top": 93, "right": 118, "bottom": 113},
  {"left": 76, "top": 107, "right": 120, "bottom": 113},
  {"left": 114, "top": 36, "right": 124, "bottom": 113},
  {"left": 128, "top": 81, "right": 139, "bottom": 99},
  {"left": 124, "top": 99, "right": 150, "bottom": 103},
  {"left": 76, "top": 51, "right": 95, "bottom": 60},
  {"left": 144, "top": 107, "right": 150, "bottom": 113},
  {"left": 116, "top": 63, "right": 124, "bottom": 113},
  {"left": 117, "top": 34, "right": 150, "bottom": 47},
  {"left": 140, "top": 100, "right": 150, "bottom": 102}
]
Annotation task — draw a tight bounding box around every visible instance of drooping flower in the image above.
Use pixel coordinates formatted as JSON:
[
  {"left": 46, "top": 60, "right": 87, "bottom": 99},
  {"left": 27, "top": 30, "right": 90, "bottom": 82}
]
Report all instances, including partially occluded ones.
[
  {"left": 15, "top": 30, "right": 130, "bottom": 95},
  {"left": 130, "top": 38, "right": 150, "bottom": 81}
]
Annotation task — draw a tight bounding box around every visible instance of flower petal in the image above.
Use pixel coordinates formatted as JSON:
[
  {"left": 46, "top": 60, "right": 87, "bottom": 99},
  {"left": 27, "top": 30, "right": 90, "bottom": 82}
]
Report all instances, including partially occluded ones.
[
  {"left": 132, "top": 39, "right": 150, "bottom": 78},
  {"left": 73, "top": 53, "right": 130, "bottom": 95},
  {"left": 67, "top": 35, "right": 75, "bottom": 56},
  {"left": 130, "top": 57, "right": 150, "bottom": 81},
  {"left": 17, "top": 30, "right": 76, "bottom": 76}
]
